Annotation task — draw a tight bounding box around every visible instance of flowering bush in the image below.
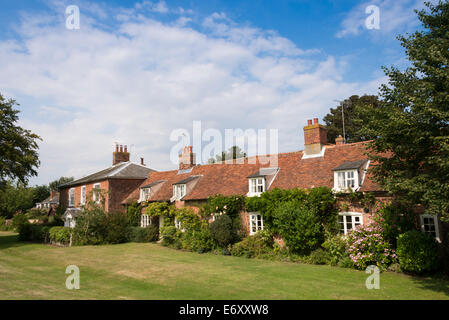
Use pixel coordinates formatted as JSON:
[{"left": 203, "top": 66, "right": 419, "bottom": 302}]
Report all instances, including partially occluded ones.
[{"left": 345, "top": 223, "right": 397, "bottom": 270}]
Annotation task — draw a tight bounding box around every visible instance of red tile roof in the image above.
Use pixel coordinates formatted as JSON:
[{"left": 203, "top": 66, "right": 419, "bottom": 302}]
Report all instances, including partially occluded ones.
[{"left": 122, "top": 141, "right": 382, "bottom": 204}]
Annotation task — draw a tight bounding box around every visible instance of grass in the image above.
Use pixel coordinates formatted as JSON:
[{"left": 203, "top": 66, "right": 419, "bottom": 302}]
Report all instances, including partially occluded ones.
[{"left": 0, "top": 231, "right": 448, "bottom": 300}]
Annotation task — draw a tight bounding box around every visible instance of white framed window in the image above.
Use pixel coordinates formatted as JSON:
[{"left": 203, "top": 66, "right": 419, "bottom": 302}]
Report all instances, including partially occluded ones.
[
  {"left": 140, "top": 188, "right": 150, "bottom": 202},
  {"left": 249, "top": 212, "right": 264, "bottom": 235},
  {"left": 80, "top": 185, "right": 86, "bottom": 205},
  {"left": 420, "top": 214, "right": 440, "bottom": 242},
  {"left": 338, "top": 212, "right": 363, "bottom": 235},
  {"left": 68, "top": 188, "right": 75, "bottom": 207},
  {"left": 93, "top": 183, "right": 101, "bottom": 203},
  {"left": 334, "top": 170, "right": 358, "bottom": 191},
  {"left": 141, "top": 214, "right": 150, "bottom": 228},
  {"left": 248, "top": 178, "right": 265, "bottom": 196},
  {"left": 173, "top": 184, "right": 186, "bottom": 200},
  {"left": 175, "top": 217, "right": 182, "bottom": 230}
]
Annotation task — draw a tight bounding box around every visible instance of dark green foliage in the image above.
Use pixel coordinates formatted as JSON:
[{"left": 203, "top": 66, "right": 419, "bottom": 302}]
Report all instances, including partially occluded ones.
[
  {"left": 129, "top": 225, "right": 159, "bottom": 243},
  {"left": 181, "top": 227, "right": 216, "bottom": 253},
  {"left": 126, "top": 201, "right": 142, "bottom": 227},
  {"left": 0, "top": 182, "right": 35, "bottom": 218},
  {"left": 245, "top": 187, "right": 337, "bottom": 235},
  {"left": 18, "top": 223, "right": 48, "bottom": 242},
  {"left": 373, "top": 201, "right": 417, "bottom": 247},
  {"left": 273, "top": 201, "right": 324, "bottom": 255},
  {"left": 209, "top": 214, "right": 235, "bottom": 248},
  {"left": 309, "top": 248, "right": 331, "bottom": 265},
  {"left": 397, "top": 230, "right": 440, "bottom": 273},
  {"left": 160, "top": 226, "right": 179, "bottom": 247},
  {"left": 11, "top": 214, "right": 28, "bottom": 231},
  {"left": 323, "top": 95, "right": 382, "bottom": 143},
  {"left": 105, "top": 211, "right": 131, "bottom": 244},
  {"left": 204, "top": 194, "right": 245, "bottom": 219},
  {"left": 0, "top": 93, "right": 41, "bottom": 185},
  {"left": 72, "top": 205, "right": 108, "bottom": 245},
  {"left": 49, "top": 226, "right": 71, "bottom": 245},
  {"left": 231, "top": 230, "right": 274, "bottom": 258},
  {"left": 322, "top": 233, "right": 348, "bottom": 266},
  {"left": 359, "top": 2, "right": 449, "bottom": 222}
]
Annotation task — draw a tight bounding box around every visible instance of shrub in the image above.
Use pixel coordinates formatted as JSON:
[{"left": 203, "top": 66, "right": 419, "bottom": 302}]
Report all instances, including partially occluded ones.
[
  {"left": 396, "top": 231, "right": 440, "bottom": 274},
  {"left": 104, "top": 211, "right": 130, "bottom": 244},
  {"left": 129, "top": 225, "right": 159, "bottom": 243},
  {"left": 49, "top": 226, "right": 71, "bottom": 245},
  {"left": 373, "top": 201, "right": 416, "bottom": 248},
  {"left": 160, "top": 225, "right": 180, "bottom": 247},
  {"left": 0, "top": 217, "right": 9, "bottom": 231},
  {"left": 322, "top": 233, "right": 347, "bottom": 266},
  {"left": 126, "top": 201, "right": 142, "bottom": 227},
  {"left": 309, "top": 248, "right": 331, "bottom": 265},
  {"left": 273, "top": 201, "right": 324, "bottom": 255},
  {"left": 209, "top": 214, "right": 235, "bottom": 248},
  {"left": 346, "top": 224, "right": 397, "bottom": 270},
  {"left": 11, "top": 214, "right": 28, "bottom": 231},
  {"left": 231, "top": 231, "right": 274, "bottom": 258},
  {"left": 72, "top": 205, "right": 108, "bottom": 245},
  {"left": 181, "top": 226, "right": 216, "bottom": 253}
]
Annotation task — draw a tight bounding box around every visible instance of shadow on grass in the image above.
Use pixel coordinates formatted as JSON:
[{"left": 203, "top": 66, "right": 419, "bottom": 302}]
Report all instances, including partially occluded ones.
[
  {"left": 409, "top": 273, "right": 449, "bottom": 298},
  {"left": 0, "top": 233, "right": 29, "bottom": 250}
]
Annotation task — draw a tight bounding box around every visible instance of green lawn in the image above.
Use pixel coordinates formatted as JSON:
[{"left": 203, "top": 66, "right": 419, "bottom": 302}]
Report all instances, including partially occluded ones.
[{"left": 0, "top": 231, "right": 448, "bottom": 300}]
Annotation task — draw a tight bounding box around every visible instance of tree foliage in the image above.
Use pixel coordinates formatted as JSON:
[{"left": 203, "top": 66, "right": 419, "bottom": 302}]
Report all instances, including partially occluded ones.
[
  {"left": 0, "top": 93, "right": 41, "bottom": 185},
  {"left": 323, "top": 95, "right": 382, "bottom": 143},
  {"left": 360, "top": 1, "right": 449, "bottom": 221},
  {"left": 49, "top": 176, "right": 74, "bottom": 191}
]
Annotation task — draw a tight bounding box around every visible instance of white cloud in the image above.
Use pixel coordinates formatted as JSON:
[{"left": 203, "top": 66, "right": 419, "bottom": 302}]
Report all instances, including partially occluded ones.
[{"left": 0, "top": 3, "right": 383, "bottom": 185}]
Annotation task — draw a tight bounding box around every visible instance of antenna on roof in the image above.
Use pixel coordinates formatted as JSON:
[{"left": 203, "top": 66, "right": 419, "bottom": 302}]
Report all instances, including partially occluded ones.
[{"left": 334, "top": 100, "right": 346, "bottom": 143}]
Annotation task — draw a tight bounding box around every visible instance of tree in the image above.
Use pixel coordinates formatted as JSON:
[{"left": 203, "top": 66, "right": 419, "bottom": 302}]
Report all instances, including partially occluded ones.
[
  {"left": 0, "top": 93, "right": 41, "bottom": 185},
  {"left": 208, "top": 146, "right": 247, "bottom": 164},
  {"left": 32, "top": 185, "right": 50, "bottom": 204},
  {"left": 360, "top": 1, "right": 449, "bottom": 222},
  {"left": 0, "top": 182, "right": 34, "bottom": 218},
  {"left": 49, "top": 176, "right": 74, "bottom": 191},
  {"left": 323, "top": 95, "right": 382, "bottom": 143}
]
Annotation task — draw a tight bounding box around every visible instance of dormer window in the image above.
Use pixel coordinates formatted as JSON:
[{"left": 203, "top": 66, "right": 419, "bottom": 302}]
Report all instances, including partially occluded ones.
[
  {"left": 248, "top": 178, "right": 265, "bottom": 196},
  {"left": 173, "top": 184, "right": 186, "bottom": 200},
  {"left": 333, "top": 160, "right": 368, "bottom": 192},
  {"left": 335, "top": 170, "right": 357, "bottom": 190},
  {"left": 140, "top": 187, "right": 150, "bottom": 202}
]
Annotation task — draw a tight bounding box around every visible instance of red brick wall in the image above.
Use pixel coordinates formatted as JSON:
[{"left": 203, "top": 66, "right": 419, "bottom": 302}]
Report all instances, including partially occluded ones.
[{"left": 304, "top": 123, "right": 327, "bottom": 146}]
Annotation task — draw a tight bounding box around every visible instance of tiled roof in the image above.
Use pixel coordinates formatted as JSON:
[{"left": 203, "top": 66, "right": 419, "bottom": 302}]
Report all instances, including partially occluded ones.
[
  {"left": 39, "top": 192, "right": 59, "bottom": 204},
  {"left": 333, "top": 160, "right": 367, "bottom": 171},
  {"left": 122, "top": 141, "right": 382, "bottom": 205},
  {"left": 60, "top": 162, "right": 155, "bottom": 188}
]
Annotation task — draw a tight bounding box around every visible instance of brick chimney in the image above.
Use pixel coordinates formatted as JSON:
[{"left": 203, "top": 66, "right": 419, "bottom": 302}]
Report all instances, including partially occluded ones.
[
  {"left": 335, "top": 135, "right": 345, "bottom": 145},
  {"left": 179, "top": 146, "right": 196, "bottom": 170},
  {"left": 113, "top": 144, "right": 130, "bottom": 165},
  {"left": 303, "top": 118, "right": 328, "bottom": 156}
]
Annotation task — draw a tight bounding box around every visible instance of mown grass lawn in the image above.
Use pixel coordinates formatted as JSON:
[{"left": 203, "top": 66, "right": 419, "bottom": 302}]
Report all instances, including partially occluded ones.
[{"left": 0, "top": 231, "right": 448, "bottom": 300}]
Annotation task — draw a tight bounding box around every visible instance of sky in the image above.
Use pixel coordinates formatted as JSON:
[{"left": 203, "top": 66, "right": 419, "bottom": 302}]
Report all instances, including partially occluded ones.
[{"left": 0, "top": 0, "right": 431, "bottom": 185}]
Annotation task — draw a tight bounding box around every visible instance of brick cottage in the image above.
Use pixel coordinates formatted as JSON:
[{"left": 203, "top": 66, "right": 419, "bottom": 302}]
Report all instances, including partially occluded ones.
[{"left": 59, "top": 119, "right": 446, "bottom": 244}]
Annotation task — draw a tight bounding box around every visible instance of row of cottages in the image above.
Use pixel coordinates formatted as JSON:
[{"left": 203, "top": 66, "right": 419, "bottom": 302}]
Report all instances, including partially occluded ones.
[
  {"left": 35, "top": 190, "right": 60, "bottom": 215},
  {"left": 58, "top": 119, "right": 445, "bottom": 243}
]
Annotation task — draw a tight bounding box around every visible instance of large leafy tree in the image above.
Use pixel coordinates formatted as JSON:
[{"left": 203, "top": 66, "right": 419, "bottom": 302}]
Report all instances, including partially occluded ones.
[
  {"left": 361, "top": 1, "right": 449, "bottom": 221},
  {"left": 0, "top": 93, "right": 41, "bottom": 185},
  {"left": 323, "top": 95, "right": 382, "bottom": 143}
]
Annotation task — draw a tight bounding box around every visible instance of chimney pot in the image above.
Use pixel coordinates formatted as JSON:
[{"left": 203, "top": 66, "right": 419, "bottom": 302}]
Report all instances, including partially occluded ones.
[
  {"left": 179, "top": 145, "right": 196, "bottom": 170},
  {"left": 124, "top": 145, "right": 127, "bottom": 153},
  {"left": 115, "top": 144, "right": 119, "bottom": 152},
  {"left": 140, "top": 157, "right": 145, "bottom": 166},
  {"left": 313, "top": 118, "right": 319, "bottom": 124},
  {"left": 307, "top": 119, "right": 312, "bottom": 126}
]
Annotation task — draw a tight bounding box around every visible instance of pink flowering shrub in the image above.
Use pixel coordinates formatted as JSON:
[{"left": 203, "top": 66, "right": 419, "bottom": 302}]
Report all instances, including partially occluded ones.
[{"left": 345, "top": 223, "right": 397, "bottom": 270}]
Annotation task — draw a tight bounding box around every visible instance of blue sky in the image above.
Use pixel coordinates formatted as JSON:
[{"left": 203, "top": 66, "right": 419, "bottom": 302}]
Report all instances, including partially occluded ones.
[{"left": 0, "top": 0, "right": 429, "bottom": 185}]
